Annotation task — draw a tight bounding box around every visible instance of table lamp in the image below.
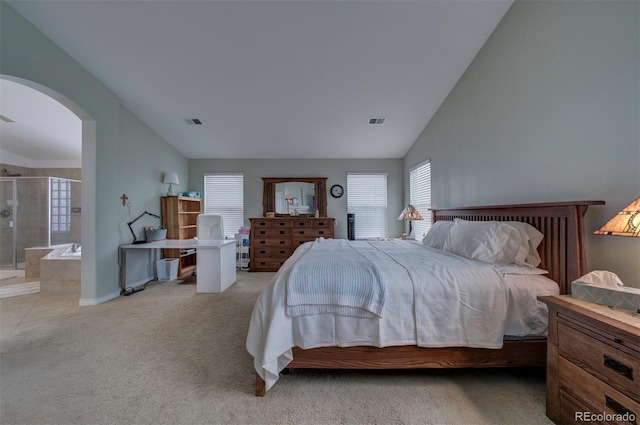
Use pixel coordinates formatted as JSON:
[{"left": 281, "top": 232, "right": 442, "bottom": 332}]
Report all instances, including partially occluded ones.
[
  {"left": 398, "top": 204, "right": 423, "bottom": 239},
  {"left": 163, "top": 172, "right": 179, "bottom": 196},
  {"left": 593, "top": 197, "right": 640, "bottom": 237}
]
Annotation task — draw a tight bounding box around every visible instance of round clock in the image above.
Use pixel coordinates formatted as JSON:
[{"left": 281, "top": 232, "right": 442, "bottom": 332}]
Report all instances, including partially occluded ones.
[{"left": 330, "top": 184, "right": 344, "bottom": 198}]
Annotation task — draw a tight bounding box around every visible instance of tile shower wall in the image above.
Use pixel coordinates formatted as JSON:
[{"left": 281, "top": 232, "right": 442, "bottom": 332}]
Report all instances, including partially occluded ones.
[{"left": 0, "top": 164, "right": 81, "bottom": 268}]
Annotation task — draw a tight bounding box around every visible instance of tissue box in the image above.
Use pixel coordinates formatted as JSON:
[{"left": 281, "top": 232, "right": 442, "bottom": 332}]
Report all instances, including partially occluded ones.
[{"left": 572, "top": 282, "right": 640, "bottom": 312}]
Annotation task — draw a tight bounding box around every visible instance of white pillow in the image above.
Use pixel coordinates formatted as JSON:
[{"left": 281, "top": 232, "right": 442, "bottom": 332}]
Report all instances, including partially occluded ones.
[
  {"left": 506, "top": 222, "right": 543, "bottom": 267},
  {"left": 423, "top": 221, "right": 454, "bottom": 250},
  {"left": 492, "top": 263, "right": 548, "bottom": 275},
  {"left": 444, "top": 220, "right": 523, "bottom": 264}
]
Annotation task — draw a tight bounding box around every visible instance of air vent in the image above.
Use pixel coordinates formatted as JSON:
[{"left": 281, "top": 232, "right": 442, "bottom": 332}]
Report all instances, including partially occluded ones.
[
  {"left": 185, "top": 118, "right": 202, "bottom": 125},
  {"left": 0, "top": 114, "right": 15, "bottom": 123},
  {"left": 368, "top": 117, "right": 385, "bottom": 125}
]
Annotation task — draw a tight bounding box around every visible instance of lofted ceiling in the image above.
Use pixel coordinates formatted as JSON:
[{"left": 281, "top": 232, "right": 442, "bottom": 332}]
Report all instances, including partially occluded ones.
[{"left": 3, "top": 0, "right": 512, "bottom": 160}]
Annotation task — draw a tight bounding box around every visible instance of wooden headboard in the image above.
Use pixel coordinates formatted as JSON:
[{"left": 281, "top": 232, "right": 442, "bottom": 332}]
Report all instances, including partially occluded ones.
[{"left": 432, "top": 201, "right": 604, "bottom": 295}]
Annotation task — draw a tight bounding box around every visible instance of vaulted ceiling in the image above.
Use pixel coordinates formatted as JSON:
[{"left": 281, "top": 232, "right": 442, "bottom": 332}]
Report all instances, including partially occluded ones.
[{"left": 3, "top": 0, "right": 512, "bottom": 160}]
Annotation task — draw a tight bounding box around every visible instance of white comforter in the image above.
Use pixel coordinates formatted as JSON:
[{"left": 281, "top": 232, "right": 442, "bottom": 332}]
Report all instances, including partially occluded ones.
[{"left": 246, "top": 240, "right": 558, "bottom": 392}]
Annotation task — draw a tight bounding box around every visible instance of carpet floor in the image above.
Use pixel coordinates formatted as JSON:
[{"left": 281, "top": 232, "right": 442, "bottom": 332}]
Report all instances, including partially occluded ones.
[{"left": 0, "top": 272, "right": 552, "bottom": 425}]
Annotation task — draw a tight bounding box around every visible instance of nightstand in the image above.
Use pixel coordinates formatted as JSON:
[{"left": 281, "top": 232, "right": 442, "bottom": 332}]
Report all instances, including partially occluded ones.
[{"left": 538, "top": 296, "right": 640, "bottom": 424}]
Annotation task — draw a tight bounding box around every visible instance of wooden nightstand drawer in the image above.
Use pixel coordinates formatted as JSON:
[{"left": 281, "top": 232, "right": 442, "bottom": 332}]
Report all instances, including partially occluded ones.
[
  {"left": 559, "top": 357, "right": 639, "bottom": 423},
  {"left": 558, "top": 322, "right": 640, "bottom": 401}
]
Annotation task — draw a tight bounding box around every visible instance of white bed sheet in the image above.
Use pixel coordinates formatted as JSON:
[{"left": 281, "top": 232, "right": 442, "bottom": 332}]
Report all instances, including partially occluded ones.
[{"left": 246, "top": 240, "right": 559, "bottom": 391}]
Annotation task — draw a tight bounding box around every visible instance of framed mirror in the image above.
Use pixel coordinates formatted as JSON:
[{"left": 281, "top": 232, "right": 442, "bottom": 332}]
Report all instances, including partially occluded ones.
[{"left": 263, "top": 177, "right": 328, "bottom": 217}]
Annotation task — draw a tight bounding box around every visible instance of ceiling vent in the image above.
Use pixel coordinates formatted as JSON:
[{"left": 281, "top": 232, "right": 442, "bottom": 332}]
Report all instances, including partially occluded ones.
[
  {"left": 368, "top": 117, "right": 385, "bottom": 125},
  {"left": 185, "top": 118, "right": 202, "bottom": 125},
  {"left": 0, "top": 114, "right": 15, "bottom": 123}
]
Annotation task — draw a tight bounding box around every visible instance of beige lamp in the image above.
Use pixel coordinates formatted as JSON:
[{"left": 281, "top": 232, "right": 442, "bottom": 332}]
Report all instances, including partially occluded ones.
[
  {"left": 594, "top": 197, "right": 640, "bottom": 237},
  {"left": 398, "top": 204, "right": 423, "bottom": 239}
]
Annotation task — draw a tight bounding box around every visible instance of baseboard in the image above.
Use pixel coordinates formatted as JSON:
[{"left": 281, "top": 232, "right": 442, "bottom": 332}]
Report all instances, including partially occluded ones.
[{"left": 79, "top": 289, "right": 120, "bottom": 306}]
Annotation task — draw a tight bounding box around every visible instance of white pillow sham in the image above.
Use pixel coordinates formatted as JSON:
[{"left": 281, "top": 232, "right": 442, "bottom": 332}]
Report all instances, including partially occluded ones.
[
  {"left": 506, "top": 222, "right": 543, "bottom": 267},
  {"left": 444, "top": 220, "right": 524, "bottom": 264},
  {"left": 422, "top": 221, "right": 454, "bottom": 250}
]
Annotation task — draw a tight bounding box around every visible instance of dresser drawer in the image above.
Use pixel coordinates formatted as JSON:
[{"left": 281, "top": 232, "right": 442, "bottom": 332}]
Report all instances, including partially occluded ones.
[
  {"left": 251, "top": 219, "right": 292, "bottom": 229},
  {"left": 253, "top": 247, "right": 291, "bottom": 259},
  {"left": 291, "top": 228, "right": 332, "bottom": 238},
  {"left": 559, "top": 357, "right": 639, "bottom": 423},
  {"left": 312, "top": 219, "right": 334, "bottom": 229},
  {"left": 253, "top": 238, "right": 291, "bottom": 248},
  {"left": 252, "top": 258, "right": 289, "bottom": 271},
  {"left": 558, "top": 322, "right": 640, "bottom": 401},
  {"left": 253, "top": 228, "right": 290, "bottom": 238}
]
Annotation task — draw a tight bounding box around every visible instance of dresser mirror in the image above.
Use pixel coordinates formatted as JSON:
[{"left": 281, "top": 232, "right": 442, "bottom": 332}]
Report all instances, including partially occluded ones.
[{"left": 263, "top": 177, "right": 328, "bottom": 217}]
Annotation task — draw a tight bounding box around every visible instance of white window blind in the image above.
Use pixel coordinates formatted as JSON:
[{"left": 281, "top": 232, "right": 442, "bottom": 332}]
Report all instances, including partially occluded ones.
[
  {"left": 203, "top": 174, "right": 244, "bottom": 239},
  {"left": 409, "top": 160, "right": 431, "bottom": 240},
  {"left": 347, "top": 173, "right": 388, "bottom": 239}
]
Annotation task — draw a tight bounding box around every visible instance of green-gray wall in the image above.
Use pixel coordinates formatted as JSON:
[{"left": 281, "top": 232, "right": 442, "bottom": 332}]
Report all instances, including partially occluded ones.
[
  {"left": 189, "top": 159, "right": 404, "bottom": 239},
  {"left": 404, "top": 0, "right": 640, "bottom": 286},
  {"left": 1, "top": 2, "right": 188, "bottom": 302}
]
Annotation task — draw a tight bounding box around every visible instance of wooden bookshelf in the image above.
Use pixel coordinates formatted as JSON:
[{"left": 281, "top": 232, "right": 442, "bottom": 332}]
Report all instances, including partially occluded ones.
[{"left": 161, "top": 196, "right": 202, "bottom": 277}]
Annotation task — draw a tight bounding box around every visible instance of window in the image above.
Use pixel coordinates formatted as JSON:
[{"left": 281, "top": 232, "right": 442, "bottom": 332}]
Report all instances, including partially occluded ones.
[
  {"left": 203, "top": 174, "right": 244, "bottom": 239},
  {"left": 50, "top": 178, "right": 70, "bottom": 233},
  {"left": 347, "top": 173, "right": 387, "bottom": 239},
  {"left": 409, "top": 160, "right": 432, "bottom": 240}
]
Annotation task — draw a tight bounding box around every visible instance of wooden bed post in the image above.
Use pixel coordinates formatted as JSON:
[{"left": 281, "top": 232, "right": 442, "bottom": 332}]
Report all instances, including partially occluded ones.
[{"left": 255, "top": 373, "right": 266, "bottom": 397}]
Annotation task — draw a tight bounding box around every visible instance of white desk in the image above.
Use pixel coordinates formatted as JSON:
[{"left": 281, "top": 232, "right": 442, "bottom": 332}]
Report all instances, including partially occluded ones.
[{"left": 119, "top": 239, "right": 237, "bottom": 294}]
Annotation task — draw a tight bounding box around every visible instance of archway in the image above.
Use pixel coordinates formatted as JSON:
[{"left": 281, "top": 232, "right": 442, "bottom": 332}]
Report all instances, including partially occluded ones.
[{"left": 1, "top": 74, "right": 97, "bottom": 304}]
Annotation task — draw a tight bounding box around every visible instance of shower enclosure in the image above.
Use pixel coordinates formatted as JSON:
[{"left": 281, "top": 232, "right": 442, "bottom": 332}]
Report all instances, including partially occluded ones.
[{"left": 0, "top": 177, "right": 81, "bottom": 269}]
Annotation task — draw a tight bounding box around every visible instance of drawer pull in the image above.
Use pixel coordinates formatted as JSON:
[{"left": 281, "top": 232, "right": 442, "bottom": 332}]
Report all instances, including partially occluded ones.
[
  {"left": 260, "top": 241, "right": 266, "bottom": 245},
  {"left": 319, "top": 230, "right": 325, "bottom": 235},
  {"left": 280, "top": 250, "right": 285, "bottom": 254},
  {"left": 259, "top": 230, "right": 266, "bottom": 235},
  {"left": 603, "top": 355, "right": 634, "bottom": 380},
  {"left": 280, "top": 230, "right": 285, "bottom": 234},
  {"left": 280, "top": 241, "right": 285, "bottom": 244},
  {"left": 260, "top": 250, "right": 266, "bottom": 254},
  {"left": 605, "top": 396, "right": 636, "bottom": 423}
]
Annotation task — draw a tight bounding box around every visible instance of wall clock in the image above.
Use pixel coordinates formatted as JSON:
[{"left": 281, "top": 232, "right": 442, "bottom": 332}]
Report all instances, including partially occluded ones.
[{"left": 330, "top": 184, "right": 344, "bottom": 198}]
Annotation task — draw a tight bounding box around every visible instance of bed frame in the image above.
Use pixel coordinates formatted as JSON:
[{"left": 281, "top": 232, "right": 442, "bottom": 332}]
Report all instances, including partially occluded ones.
[{"left": 255, "top": 200, "right": 604, "bottom": 396}]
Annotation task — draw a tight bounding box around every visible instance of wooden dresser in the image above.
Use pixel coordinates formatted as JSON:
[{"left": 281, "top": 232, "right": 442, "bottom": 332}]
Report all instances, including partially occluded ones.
[
  {"left": 249, "top": 217, "right": 335, "bottom": 271},
  {"left": 538, "top": 296, "right": 640, "bottom": 425}
]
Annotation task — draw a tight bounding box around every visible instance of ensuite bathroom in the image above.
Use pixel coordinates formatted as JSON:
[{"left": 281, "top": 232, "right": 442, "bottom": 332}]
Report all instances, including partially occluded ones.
[
  {"left": 0, "top": 166, "right": 82, "bottom": 298},
  {"left": 1, "top": 78, "right": 83, "bottom": 300}
]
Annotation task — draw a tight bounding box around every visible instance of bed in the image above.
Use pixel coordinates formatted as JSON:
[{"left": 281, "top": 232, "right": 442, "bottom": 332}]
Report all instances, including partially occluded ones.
[{"left": 247, "top": 201, "right": 604, "bottom": 396}]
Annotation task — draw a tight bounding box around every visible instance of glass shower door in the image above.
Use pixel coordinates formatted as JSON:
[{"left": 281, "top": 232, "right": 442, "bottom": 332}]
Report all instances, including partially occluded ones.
[{"left": 0, "top": 178, "right": 16, "bottom": 269}]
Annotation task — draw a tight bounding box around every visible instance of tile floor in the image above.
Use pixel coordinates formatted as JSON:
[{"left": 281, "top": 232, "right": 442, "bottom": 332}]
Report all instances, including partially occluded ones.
[{"left": 0, "top": 270, "right": 81, "bottom": 340}]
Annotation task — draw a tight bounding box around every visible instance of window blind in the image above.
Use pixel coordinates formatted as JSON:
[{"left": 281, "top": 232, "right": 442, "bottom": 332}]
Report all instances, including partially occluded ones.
[
  {"left": 409, "top": 160, "right": 431, "bottom": 240},
  {"left": 203, "top": 174, "right": 244, "bottom": 239},
  {"left": 347, "top": 173, "right": 388, "bottom": 239}
]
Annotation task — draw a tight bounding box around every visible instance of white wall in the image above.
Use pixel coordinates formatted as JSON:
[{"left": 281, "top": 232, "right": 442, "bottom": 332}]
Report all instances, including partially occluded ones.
[
  {"left": 404, "top": 0, "right": 639, "bottom": 286},
  {"left": 188, "top": 159, "right": 404, "bottom": 239},
  {"left": 1, "top": 2, "right": 188, "bottom": 301}
]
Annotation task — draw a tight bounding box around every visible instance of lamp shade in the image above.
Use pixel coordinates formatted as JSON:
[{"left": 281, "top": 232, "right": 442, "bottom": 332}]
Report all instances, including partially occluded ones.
[
  {"left": 397, "top": 204, "right": 423, "bottom": 221},
  {"left": 163, "top": 172, "right": 179, "bottom": 185},
  {"left": 594, "top": 197, "right": 640, "bottom": 237}
]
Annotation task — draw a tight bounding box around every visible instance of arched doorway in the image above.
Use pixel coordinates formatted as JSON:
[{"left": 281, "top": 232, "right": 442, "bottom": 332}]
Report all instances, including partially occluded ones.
[{"left": 1, "top": 75, "right": 96, "bottom": 304}]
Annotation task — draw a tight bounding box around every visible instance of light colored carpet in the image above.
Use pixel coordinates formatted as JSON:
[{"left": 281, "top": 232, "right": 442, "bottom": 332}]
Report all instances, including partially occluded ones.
[
  {"left": 0, "top": 281, "right": 40, "bottom": 299},
  {"left": 0, "top": 272, "right": 552, "bottom": 425}
]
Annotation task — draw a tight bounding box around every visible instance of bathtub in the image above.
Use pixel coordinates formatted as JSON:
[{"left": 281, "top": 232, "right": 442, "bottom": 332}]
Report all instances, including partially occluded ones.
[{"left": 40, "top": 246, "right": 81, "bottom": 297}]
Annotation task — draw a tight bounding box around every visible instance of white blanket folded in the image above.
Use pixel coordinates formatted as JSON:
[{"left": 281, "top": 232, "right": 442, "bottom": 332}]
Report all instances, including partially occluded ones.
[{"left": 286, "top": 238, "right": 386, "bottom": 318}]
